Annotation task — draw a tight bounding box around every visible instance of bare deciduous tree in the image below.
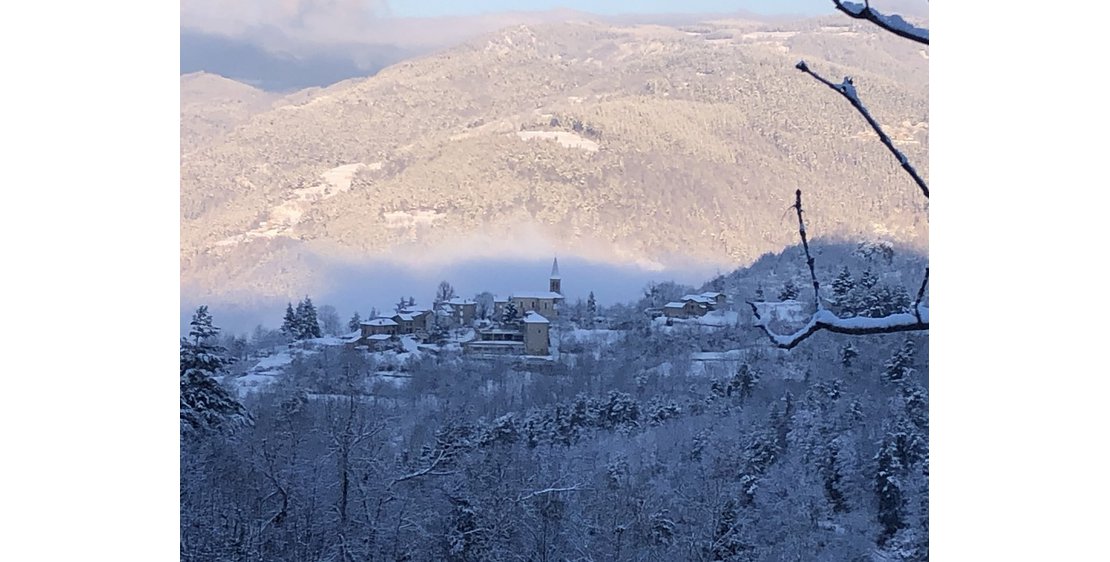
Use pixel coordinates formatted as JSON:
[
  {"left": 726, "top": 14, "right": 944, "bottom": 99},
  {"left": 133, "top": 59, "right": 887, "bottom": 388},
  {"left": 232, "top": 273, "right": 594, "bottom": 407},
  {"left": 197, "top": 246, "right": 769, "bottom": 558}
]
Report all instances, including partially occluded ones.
[{"left": 749, "top": 1, "right": 929, "bottom": 349}]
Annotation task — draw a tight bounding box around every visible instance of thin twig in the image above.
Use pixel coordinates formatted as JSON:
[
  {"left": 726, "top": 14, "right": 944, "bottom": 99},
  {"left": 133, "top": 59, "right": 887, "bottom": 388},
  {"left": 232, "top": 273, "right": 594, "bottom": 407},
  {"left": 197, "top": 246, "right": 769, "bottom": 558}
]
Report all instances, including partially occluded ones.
[
  {"left": 795, "top": 61, "right": 929, "bottom": 199},
  {"left": 832, "top": 0, "right": 929, "bottom": 45},
  {"left": 793, "top": 189, "right": 822, "bottom": 309}
]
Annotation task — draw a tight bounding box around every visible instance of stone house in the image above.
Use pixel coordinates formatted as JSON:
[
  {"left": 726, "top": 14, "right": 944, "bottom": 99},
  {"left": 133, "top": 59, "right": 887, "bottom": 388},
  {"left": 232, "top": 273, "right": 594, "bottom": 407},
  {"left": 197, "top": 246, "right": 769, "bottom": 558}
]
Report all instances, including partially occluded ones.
[
  {"left": 361, "top": 318, "right": 399, "bottom": 336},
  {"left": 464, "top": 311, "right": 552, "bottom": 357}
]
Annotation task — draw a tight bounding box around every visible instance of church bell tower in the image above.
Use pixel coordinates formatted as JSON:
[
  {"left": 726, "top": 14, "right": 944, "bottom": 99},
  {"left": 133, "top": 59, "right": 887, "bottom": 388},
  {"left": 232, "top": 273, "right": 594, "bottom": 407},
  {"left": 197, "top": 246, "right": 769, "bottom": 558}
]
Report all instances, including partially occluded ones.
[{"left": 549, "top": 257, "right": 561, "bottom": 295}]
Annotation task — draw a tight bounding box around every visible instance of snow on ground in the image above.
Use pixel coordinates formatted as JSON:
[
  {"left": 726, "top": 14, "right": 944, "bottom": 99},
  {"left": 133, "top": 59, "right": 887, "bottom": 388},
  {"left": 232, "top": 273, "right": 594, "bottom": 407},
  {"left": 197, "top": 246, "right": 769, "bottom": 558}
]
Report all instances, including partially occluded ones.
[
  {"left": 383, "top": 209, "right": 445, "bottom": 228},
  {"left": 516, "top": 130, "right": 599, "bottom": 152},
  {"left": 400, "top": 335, "right": 420, "bottom": 353},
  {"left": 563, "top": 328, "right": 624, "bottom": 345},
  {"left": 692, "top": 310, "right": 739, "bottom": 327},
  {"left": 214, "top": 162, "right": 378, "bottom": 247}
]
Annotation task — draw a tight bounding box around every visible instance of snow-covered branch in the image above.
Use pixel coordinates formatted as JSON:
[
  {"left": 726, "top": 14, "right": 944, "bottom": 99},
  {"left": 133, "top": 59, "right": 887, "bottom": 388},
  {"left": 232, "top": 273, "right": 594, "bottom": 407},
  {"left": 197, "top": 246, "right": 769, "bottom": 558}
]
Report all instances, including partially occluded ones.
[
  {"left": 388, "top": 450, "right": 456, "bottom": 488},
  {"left": 833, "top": 1, "right": 929, "bottom": 45},
  {"left": 748, "top": 303, "right": 928, "bottom": 349},
  {"left": 515, "top": 485, "right": 584, "bottom": 503},
  {"left": 792, "top": 189, "right": 822, "bottom": 307},
  {"left": 794, "top": 60, "right": 929, "bottom": 199}
]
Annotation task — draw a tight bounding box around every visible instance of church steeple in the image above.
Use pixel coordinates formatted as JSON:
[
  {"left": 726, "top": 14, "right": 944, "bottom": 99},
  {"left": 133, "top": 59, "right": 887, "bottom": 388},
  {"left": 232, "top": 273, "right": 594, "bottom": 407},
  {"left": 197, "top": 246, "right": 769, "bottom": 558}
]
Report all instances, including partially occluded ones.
[{"left": 549, "top": 257, "right": 561, "bottom": 295}]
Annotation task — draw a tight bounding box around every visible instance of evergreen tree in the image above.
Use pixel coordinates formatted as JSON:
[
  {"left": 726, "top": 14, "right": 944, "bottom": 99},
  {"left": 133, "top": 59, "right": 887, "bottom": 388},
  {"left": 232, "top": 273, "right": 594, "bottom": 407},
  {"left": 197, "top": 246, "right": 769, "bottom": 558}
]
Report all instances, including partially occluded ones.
[
  {"left": 586, "top": 291, "right": 598, "bottom": 328},
  {"left": 831, "top": 265, "right": 855, "bottom": 311},
  {"left": 296, "top": 297, "right": 322, "bottom": 340},
  {"left": 859, "top": 268, "right": 879, "bottom": 290},
  {"left": 347, "top": 312, "right": 361, "bottom": 333},
  {"left": 280, "top": 302, "right": 297, "bottom": 338},
  {"left": 778, "top": 278, "right": 800, "bottom": 301},
  {"left": 884, "top": 338, "right": 916, "bottom": 384},
  {"left": 754, "top": 283, "right": 765, "bottom": 301},
  {"left": 180, "top": 306, "right": 248, "bottom": 434},
  {"left": 395, "top": 297, "right": 408, "bottom": 313},
  {"left": 840, "top": 343, "right": 858, "bottom": 368},
  {"left": 823, "top": 438, "right": 850, "bottom": 513},
  {"left": 728, "top": 363, "right": 760, "bottom": 402},
  {"left": 501, "top": 300, "right": 519, "bottom": 324},
  {"left": 875, "top": 436, "right": 906, "bottom": 545}
]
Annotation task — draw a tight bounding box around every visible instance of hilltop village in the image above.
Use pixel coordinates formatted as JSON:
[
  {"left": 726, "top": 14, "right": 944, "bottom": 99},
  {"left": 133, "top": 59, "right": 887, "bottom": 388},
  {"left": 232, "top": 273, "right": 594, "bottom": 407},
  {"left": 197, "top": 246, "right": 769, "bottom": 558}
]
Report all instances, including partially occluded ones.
[{"left": 346, "top": 258, "right": 734, "bottom": 358}]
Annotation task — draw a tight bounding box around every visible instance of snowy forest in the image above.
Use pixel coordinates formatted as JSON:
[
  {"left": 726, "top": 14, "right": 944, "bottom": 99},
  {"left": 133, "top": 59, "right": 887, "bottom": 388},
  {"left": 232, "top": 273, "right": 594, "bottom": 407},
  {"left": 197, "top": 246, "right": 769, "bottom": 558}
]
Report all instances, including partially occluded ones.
[
  {"left": 181, "top": 3, "right": 930, "bottom": 560},
  {"left": 181, "top": 239, "right": 929, "bottom": 561}
]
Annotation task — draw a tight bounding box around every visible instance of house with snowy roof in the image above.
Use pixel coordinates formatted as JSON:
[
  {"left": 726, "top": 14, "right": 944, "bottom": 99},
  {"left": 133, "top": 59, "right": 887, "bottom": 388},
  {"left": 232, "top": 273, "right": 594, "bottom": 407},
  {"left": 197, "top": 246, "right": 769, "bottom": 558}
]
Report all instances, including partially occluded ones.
[
  {"left": 663, "top": 292, "right": 730, "bottom": 319},
  {"left": 699, "top": 292, "right": 728, "bottom": 309},
  {"left": 394, "top": 306, "right": 434, "bottom": 335},
  {"left": 445, "top": 298, "right": 477, "bottom": 326}
]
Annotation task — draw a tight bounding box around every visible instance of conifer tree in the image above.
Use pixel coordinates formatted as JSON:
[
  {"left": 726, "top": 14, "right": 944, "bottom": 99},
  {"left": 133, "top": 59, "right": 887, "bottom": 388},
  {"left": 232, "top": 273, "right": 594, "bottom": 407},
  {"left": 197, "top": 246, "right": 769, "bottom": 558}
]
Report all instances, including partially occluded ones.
[
  {"left": 841, "top": 343, "right": 859, "bottom": 368},
  {"left": 296, "top": 297, "right": 322, "bottom": 340},
  {"left": 778, "top": 278, "right": 800, "bottom": 301},
  {"left": 347, "top": 312, "right": 361, "bottom": 333},
  {"left": 754, "top": 283, "right": 765, "bottom": 301},
  {"left": 281, "top": 302, "right": 297, "bottom": 338},
  {"left": 831, "top": 265, "right": 855, "bottom": 311},
  {"left": 180, "top": 306, "right": 248, "bottom": 434},
  {"left": 883, "top": 338, "right": 916, "bottom": 383},
  {"left": 586, "top": 291, "right": 597, "bottom": 328},
  {"left": 875, "top": 437, "right": 906, "bottom": 545},
  {"left": 859, "top": 268, "right": 879, "bottom": 290},
  {"left": 502, "top": 300, "right": 519, "bottom": 324}
]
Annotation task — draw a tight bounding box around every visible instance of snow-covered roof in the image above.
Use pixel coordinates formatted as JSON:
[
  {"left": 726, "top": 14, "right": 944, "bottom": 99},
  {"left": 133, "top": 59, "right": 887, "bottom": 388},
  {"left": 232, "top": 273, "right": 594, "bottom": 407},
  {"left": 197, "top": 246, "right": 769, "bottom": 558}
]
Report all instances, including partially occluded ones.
[
  {"left": 400, "top": 306, "right": 431, "bottom": 315},
  {"left": 446, "top": 298, "right": 475, "bottom": 306},
  {"left": 367, "top": 334, "right": 392, "bottom": 341},
  {"left": 361, "top": 318, "right": 398, "bottom": 327},
  {"left": 493, "top": 296, "right": 509, "bottom": 303},
  {"left": 664, "top": 302, "right": 686, "bottom": 309},
  {"left": 550, "top": 257, "right": 561, "bottom": 279},
  {"left": 523, "top": 312, "right": 549, "bottom": 324},
  {"left": 393, "top": 313, "right": 415, "bottom": 322},
  {"left": 680, "top": 294, "right": 713, "bottom": 304},
  {"left": 700, "top": 292, "right": 724, "bottom": 299},
  {"left": 513, "top": 291, "right": 564, "bottom": 300}
]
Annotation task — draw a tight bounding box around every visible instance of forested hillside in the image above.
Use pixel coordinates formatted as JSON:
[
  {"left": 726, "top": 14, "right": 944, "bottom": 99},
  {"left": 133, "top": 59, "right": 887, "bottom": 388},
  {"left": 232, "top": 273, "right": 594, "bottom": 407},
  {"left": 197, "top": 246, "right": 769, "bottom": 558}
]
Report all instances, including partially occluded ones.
[{"left": 181, "top": 242, "right": 928, "bottom": 561}]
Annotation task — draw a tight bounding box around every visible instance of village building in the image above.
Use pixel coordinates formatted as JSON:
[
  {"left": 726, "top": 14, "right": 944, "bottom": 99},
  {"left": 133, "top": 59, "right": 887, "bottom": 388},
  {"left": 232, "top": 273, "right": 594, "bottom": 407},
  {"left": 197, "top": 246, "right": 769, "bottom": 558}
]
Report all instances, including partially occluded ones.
[
  {"left": 395, "top": 306, "right": 434, "bottom": 335},
  {"left": 662, "top": 292, "right": 731, "bottom": 319},
  {"left": 465, "top": 311, "right": 551, "bottom": 357},
  {"left": 522, "top": 311, "right": 550, "bottom": 355},
  {"left": 664, "top": 300, "right": 707, "bottom": 319},
  {"left": 444, "top": 298, "right": 477, "bottom": 326},
  {"left": 508, "top": 258, "right": 564, "bottom": 320},
  {"left": 360, "top": 317, "right": 399, "bottom": 336},
  {"left": 699, "top": 292, "right": 728, "bottom": 310}
]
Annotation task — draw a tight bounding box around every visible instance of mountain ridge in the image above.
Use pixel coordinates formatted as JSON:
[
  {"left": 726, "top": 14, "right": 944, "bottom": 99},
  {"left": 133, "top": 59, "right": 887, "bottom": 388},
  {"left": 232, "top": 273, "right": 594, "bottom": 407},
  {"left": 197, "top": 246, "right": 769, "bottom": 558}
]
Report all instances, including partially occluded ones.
[{"left": 181, "top": 16, "right": 928, "bottom": 303}]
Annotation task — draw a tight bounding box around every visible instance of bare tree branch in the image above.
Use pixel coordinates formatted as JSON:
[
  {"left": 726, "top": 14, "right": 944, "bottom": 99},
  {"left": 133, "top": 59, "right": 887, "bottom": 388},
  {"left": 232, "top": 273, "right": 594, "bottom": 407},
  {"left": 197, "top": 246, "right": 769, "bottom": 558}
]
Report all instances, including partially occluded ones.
[
  {"left": 388, "top": 449, "right": 456, "bottom": 488},
  {"left": 914, "top": 266, "right": 929, "bottom": 324},
  {"left": 792, "top": 189, "right": 822, "bottom": 308},
  {"left": 748, "top": 302, "right": 929, "bottom": 350},
  {"left": 516, "top": 485, "right": 584, "bottom": 503},
  {"left": 795, "top": 61, "right": 929, "bottom": 199},
  {"left": 832, "top": 1, "right": 929, "bottom": 45}
]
